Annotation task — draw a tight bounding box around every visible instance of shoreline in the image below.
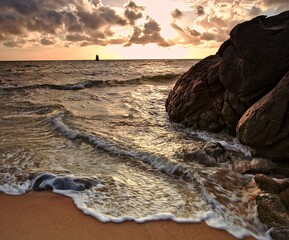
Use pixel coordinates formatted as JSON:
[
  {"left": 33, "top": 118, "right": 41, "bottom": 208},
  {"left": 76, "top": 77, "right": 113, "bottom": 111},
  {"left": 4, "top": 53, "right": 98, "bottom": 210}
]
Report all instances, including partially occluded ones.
[{"left": 0, "top": 191, "right": 255, "bottom": 240}]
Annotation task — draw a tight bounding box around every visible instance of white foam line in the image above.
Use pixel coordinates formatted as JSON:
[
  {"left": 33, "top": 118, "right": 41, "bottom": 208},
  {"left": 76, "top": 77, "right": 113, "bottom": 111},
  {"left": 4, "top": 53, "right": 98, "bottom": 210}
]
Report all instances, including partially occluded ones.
[
  {"left": 192, "top": 130, "right": 252, "bottom": 157},
  {"left": 51, "top": 114, "right": 271, "bottom": 239},
  {"left": 0, "top": 182, "right": 30, "bottom": 195},
  {"left": 53, "top": 188, "right": 208, "bottom": 223},
  {"left": 187, "top": 170, "right": 270, "bottom": 240},
  {"left": 53, "top": 114, "right": 188, "bottom": 176}
]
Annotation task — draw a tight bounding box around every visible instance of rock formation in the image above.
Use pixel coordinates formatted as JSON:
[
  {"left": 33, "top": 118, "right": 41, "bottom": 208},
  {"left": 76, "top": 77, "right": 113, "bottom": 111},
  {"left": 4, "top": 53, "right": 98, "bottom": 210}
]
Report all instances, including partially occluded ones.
[
  {"left": 166, "top": 11, "right": 289, "bottom": 239},
  {"left": 166, "top": 11, "right": 289, "bottom": 159},
  {"left": 255, "top": 175, "right": 289, "bottom": 240},
  {"left": 237, "top": 71, "right": 289, "bottom": 159}
]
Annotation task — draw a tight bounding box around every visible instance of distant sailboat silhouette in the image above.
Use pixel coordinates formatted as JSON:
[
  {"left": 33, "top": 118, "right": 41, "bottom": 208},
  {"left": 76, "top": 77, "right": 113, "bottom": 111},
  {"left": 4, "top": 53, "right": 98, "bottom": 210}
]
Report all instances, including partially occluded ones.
[{"left": 95, "top": 55, "right": 99, "bottom": 61}]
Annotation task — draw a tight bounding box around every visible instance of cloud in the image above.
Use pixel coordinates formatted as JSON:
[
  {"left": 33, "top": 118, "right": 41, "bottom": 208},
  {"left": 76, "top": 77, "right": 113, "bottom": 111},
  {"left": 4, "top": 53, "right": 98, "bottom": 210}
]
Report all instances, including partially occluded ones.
[
  {"left": 3, "top": 39, "right": 25, "bottom": 47},
  {"left": 185, "top": 0, "right": 285, "bottom": 46},
  {"left": 170, "top": 22, "right": 201, "bottom": 45},
  {"left": 124, "top": 1, "right": 145, "bottom": 24},
  {"left": 196, "top": 5, "right": 205, "bottom": 16},
  {"left": 0, "top": 0, "right": 288, "bottom": 51},
  {"left": 40, "top": 37, "right": 55, "bottom": 45},
  {"left": 26, "top": 10, "right": 64, "bottom": 34},
  {"left": 66, "top": 34, "right": 91, "bottom": 42},
  {"left": 0, "top": 0, "right": 39, "bottom": 15},
  {"left": 126, "top": 18, "right": 170, "bottom": 47},
  {"left": 77, "top": 6, "right": 127, "bottom": 30},
  {"left": 0, "top": 14, "right": 26, "bottom": 35},
  {"left": 171, "top": 9, "right": 184, "bottom": 19},
  {"left": 0, "top": 0, "right": 129, "bottom": 48},
  {"left": 263, "top": 0, "right": 289, "bottom": 6},
  {"left": 249, "top": 6, "right": 262, "bottom": 16}
]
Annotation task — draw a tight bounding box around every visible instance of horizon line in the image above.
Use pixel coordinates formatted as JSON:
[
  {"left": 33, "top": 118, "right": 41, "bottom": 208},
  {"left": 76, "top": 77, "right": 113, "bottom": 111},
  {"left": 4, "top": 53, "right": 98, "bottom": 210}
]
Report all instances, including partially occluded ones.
[{"left": 0, "top": 58, "right": 202, "bottom": 62}]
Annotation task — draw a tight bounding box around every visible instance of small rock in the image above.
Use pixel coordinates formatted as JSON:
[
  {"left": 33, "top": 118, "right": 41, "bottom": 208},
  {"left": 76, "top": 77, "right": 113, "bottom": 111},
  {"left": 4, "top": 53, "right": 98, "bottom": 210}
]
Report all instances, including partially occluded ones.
[
  {"left": 254, "top": 174, "right": 282, "bottom": 194},
  {"left": 256, "top": 194, "right": 289, "bottom": 227},
  {"left": 184, "top": 142, "right": 234, "bottom": 167}
]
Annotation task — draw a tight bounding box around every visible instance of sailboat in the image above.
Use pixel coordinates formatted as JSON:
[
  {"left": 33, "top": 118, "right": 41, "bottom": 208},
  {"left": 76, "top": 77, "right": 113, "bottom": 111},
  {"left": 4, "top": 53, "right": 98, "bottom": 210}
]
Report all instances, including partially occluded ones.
[{"left": 95, "top": 55, "right": 99, "bottom": 61}]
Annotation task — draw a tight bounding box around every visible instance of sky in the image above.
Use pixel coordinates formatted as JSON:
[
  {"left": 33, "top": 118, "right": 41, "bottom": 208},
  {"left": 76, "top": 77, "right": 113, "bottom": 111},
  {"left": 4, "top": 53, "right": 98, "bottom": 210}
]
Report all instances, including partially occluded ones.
[{"left": 0, "top": 0, "right": 288, "bottom": 60}]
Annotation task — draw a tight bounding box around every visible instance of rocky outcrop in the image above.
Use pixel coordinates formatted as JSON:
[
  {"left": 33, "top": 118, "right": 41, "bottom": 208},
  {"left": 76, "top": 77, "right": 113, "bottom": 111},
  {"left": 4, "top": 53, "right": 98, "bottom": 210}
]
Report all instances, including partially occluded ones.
[
  {"left": 237, "top": 71, "right": 289, "bottom": 160},
  {"left": 166, "top": 55, "right": 225, "bottom": 132},
  {"left": 167, "top": 13, "right": 289, "bottom": 239},
  {"left": 255, "top": 175, "right": 289, "bottom": 240},
  {"left": 166, "top": 11, "right": 289, "bottom": 158}
]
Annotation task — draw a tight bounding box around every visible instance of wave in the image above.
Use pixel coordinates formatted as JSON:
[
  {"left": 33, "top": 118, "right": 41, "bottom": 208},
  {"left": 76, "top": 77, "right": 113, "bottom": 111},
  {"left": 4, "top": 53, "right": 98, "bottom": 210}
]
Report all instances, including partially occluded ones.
[
  {"left": 53, "top": 112, "right": 187, "bottom": 176},
  {"left": 0, "top": 105, "right": 270, "bottom": 239},
  {"left": 0, "top": 73, "right": 180, "bottom": 91},
  {"left": 178, "top": 126, "right": 252, "bottom": 158},
  {"left": 39, "top": 113, "right": 270, "bottom": 239}
]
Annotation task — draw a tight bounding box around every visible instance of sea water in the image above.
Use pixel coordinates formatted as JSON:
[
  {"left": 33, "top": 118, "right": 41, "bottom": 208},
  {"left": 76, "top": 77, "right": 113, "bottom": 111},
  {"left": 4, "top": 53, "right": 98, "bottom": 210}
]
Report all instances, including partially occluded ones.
[{"left": 0, "top": 60, "right": 270, "bottom": 239}]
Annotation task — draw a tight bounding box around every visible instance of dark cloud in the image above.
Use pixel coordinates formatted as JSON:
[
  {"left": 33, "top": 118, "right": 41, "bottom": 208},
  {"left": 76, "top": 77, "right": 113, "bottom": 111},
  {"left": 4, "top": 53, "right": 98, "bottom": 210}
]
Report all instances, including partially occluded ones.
[
  {"left": 0, "top": 0, "right": 39, "bottom": 15},
  {"left": 0, "top": 14, "right": 26, "bottom": 35},
  {"left": 263, "top": 0, "right": 289, "bottom": 6},
  {"left": 201, "top": 32, "right": 215, "bottom": 41},
  {"left": 98, "top": 6, "right": 127, "bottom": 26},
  {"left": 77, "top": 6, "right": 126, "bottom": 30},
  {"left": 143, "top": 19, "right": 161, "bottom": 35},
  {"left": 40, "top": 37, "right": 54, "bottom": 45},
  {"left": 196, "top": 5, "right": 205, "bottom": 16},
  {"left": 64, "top": 12, "right": 83, "bottom": 33},
  {"left": 249, "top": 6, "right": 262, "bottom": 16},
  {"left": 3, "top": 39, "right": 25, "bottom": 47},
  {"left": 26, "top": 10, "right": 64, "bottom": 34},
  {"left": 0, "top": 0, "right": 130, "bottom": 48},
  {"left": 171, "top": 9, "right": 184, "bottom": 19},
  {"left": 66, "top": 34, "right": 91, "bottom": 42},
  {"left": 126, "top": 19, "right": 170, "bottom": 47},
  {"left": 124, "top": 1, "right": 145, "bottom": 24}
]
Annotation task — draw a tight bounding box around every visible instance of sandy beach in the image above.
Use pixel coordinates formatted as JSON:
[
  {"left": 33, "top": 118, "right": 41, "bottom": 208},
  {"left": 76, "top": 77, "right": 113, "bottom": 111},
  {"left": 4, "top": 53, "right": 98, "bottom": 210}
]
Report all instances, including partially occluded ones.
[{"left": 0, "top": 191, "right": 255, "bottom": 240}]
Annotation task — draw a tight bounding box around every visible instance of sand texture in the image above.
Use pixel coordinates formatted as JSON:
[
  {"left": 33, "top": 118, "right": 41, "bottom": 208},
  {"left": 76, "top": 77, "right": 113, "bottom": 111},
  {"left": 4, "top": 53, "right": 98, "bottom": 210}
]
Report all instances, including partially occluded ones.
[{"left": 0, "top": 191, "right": 255, "bottom": 240}]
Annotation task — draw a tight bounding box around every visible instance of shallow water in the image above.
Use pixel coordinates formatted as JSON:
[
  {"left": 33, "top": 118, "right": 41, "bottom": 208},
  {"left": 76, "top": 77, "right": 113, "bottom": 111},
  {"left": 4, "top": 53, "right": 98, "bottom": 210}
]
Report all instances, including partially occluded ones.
[{"left": 0, "top": 60, "right": 270, "bottom": 239}]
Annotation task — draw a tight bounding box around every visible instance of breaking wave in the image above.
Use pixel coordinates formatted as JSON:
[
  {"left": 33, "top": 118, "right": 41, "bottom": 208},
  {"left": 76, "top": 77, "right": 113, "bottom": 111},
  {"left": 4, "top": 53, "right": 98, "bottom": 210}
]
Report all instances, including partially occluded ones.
[{"left": 0, "top": 73, "right": 180, "bottom": 91}]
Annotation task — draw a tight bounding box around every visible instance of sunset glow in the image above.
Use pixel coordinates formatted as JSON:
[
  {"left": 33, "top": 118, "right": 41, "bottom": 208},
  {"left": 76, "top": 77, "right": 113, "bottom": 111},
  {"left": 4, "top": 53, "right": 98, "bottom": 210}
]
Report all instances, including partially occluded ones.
[{"left": 0, "top": 0, "right": 288, "bottom": 60}]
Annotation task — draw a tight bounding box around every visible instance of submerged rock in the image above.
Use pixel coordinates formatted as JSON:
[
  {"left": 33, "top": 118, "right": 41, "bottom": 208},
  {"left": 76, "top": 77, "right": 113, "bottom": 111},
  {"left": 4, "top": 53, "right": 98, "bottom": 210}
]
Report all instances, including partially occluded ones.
[
  {"left": 166, "top": 11, "right": 289, "bottom": 159},
  {"left": 254, "top": 174, "right": 282, "bottom": 194},
  {"left": 254, "top": 174, "right": 289, "bottom": 239},
  {"left": 32, "top": 173, "right": 98, "bottom": 191},
  {"left": 256, "top": 194, "right": 289, "bottom": 238},
  {"left": 184, "top": 142, "right": 232, "bottom": 167},
  {"left": 183, "top": 142, "right": 246, "bottom": 167}
]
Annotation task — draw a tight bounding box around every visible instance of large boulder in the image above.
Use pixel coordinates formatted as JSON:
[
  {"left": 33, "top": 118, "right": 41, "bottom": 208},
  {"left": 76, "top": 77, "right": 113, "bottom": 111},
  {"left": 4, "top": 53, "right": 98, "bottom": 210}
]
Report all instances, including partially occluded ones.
[
  {"left": 166, "top": 11, "right": 289, "bottom": 157},
  {"left": 165, "top": 55, "right": 225, "bottom": 132},
  {"left": 237, "top": 71, "right": 289, "bottom": 159},
  {"left": 219, "top": 13, "right": 289, "bottom": 104}
]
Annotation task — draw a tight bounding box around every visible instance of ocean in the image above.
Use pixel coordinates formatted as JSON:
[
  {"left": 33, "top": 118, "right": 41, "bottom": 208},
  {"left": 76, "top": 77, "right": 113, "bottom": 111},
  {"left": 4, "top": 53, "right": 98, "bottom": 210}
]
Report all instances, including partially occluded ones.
[{"left": 0, "top": 60, "right": 270, "bottom": 239}]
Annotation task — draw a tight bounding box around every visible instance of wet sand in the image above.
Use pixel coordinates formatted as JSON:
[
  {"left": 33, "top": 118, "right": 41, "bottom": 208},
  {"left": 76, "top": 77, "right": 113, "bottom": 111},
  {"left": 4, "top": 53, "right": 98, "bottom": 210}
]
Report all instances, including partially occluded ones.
[{"left": 0, "top": 191, "right": 255, "bottom": 240}]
